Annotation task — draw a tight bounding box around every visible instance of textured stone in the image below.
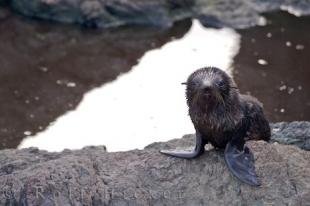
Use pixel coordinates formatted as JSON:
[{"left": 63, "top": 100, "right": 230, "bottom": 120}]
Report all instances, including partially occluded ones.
[
  {"left": 270, "top": 121, "right": 310, "bottom": 151},
  {"left": 9, "top": 0, "right": 193, "bottom": 28},
  {"left": 147, "top": 121, "right": 310, "bottom": 151},
  {"left": 0, "top": 122, "right": 309, "bottom": 205},
  {"left": 3, "top": 0, "right": 310, "bottom": 29}
]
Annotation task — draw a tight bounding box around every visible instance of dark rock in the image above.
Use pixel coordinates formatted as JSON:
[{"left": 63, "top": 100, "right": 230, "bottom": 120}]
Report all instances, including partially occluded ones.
[
  {"left": 0, "top": 8, "right": 8, "bottom": 20},
  {"left": 270, "top": 121, "right": 310, "bottom": 151},
  {"left": 0, "top": 5, "right": 11, "bottom": 20},
  {"left": 195, "top": 0, "right": 262, "bottom": 29},
  {"left": 146, "top": 121, "right": 310, "bottom": 151},
  {"left": 0, "top": 122, "right": 310, "bottom": 205},
  {"left": 196, "top": 0, "right": 310, "bottom": 29},
  {"left": 4, "top": 0, "right": 310, "bottom": 29},
  {"left": 0, "top": 0, "right": 9, "bottom": 6},
  {"left": 9, "top": 0, "right": 193, "bottom": 28}
]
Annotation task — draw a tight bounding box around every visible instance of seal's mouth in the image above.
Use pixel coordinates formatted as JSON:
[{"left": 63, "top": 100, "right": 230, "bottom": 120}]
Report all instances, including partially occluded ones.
[
  {"left": 213, "top": 90, "right": 225, "bottom": 105},
  {"left": 191, "top": 87, "right": 225, "bottom": 110},
  {"left": 200, "top": 86, "right": 219, "bottom": 97}
]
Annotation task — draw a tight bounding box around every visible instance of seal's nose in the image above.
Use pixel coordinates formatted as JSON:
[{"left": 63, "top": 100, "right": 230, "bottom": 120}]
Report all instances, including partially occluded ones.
[
  {"left": 202, "top": 86, "right": 213, "bottom": 97},
  {"left": 203, "top": 87, "right": 212, "bottom": 93}
]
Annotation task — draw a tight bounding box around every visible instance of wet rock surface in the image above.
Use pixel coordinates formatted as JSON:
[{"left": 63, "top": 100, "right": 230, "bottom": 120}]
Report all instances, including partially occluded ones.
[
  {"left": 0, "top": 9, "right": 191, "bottom": 149},
  {"left": 271, "top": 121, "right": 310, "bottom": 151},
  {"left": 0, "top": 7, "right": 8, "bottom": 19},
  {"left": 0, "top": 122, "right": 309, "bottom": 205},
  {"left": 0, "top": 0, "right": 8, "bottom": 6},
  {"left": 2, "top": 0, "right": 310, "bottom": 29},
  {"left": 9, "top": 0, "right": 194, "bottom": 28},
  {"left": 233, "top": 12, "right": 310, "bottom": 122}
]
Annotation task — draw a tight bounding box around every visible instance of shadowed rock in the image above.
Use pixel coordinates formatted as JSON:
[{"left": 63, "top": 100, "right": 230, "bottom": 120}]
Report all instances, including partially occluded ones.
[
  {"left": 0, "top": 122, "right": 309, "bottom": 205},
  {"left": 2, "top": 0, "right": 310, "bottom": 29}
]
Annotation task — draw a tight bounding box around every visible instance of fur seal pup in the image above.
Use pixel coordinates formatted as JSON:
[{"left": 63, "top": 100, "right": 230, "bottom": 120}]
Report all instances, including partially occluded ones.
[{"left": 160, "top": 67, "right": 270, "bottom": 186}]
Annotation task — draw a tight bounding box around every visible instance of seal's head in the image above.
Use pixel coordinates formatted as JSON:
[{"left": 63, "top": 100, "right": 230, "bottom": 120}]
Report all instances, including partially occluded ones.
[{"left": 184, "top": 67, "right": 238, "bottom": 111}]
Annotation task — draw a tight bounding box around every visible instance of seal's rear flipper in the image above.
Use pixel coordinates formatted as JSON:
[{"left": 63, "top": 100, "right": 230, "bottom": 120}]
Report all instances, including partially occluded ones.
[
  {"left": 160, "top": 133, "right": 205, "bottom": 159},
  {"left": 160, "top": 148, "right": 203, "bottom": 159},
  {"left": 224, "top": 141, "right": 260, "bottom": 186}
]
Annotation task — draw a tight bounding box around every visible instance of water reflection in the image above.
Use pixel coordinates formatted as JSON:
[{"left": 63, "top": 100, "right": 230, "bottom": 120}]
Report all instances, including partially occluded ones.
[{"left": 19, "top": 20, "right": 240, "bottom": 152}]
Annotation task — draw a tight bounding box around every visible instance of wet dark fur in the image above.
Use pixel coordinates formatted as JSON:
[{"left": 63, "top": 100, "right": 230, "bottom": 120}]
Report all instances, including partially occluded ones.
[{"left": 186, "top": 67, "right": 270, "bottom": 149}]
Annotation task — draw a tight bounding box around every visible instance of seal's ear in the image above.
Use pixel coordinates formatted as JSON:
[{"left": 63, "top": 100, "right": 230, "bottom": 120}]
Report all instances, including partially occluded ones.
[{"left": 181, "top": 82, "right": 187, "bottom": 85}]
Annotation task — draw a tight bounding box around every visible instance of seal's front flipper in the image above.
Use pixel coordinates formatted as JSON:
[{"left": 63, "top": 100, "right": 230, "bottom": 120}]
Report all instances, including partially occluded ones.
[
  {"left": 160, "top": 133, "right": 205, "bottom": 159},
  {"left": 224, "top": 141, "right": 260, "bottom": 186}
]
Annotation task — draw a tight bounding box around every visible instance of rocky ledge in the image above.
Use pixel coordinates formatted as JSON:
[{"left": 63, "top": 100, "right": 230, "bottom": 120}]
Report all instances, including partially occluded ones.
[
  {"left": 0, "top": 121, "right": 310, "bottom": 205},
  {"left": 1, "top": 0, "right": 310, "bottom": 29}
]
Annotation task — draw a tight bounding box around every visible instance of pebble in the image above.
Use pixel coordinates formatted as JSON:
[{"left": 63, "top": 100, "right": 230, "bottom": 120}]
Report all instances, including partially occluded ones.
[
  {"left": 296, "top": 44, "right": 304, "bottom": 50},
  {"left": 258, "top": 17, "right": 267, "bottom": 26},
  {"left": 24, "top": 131, "right": 32, "bottom": 136},
  {"left": 279, "top": 85, "right": 287, "bottom": 91},
  {"left": 258, "top": 59, "right": 268, "bottom": 65},
  {"left": 287, "top": 87, "right": 294, "bottom": 94},
  {"left": 39, "top": 67, "right": 48, "bottom": 72},
  {"left": 67, "top": 82, "right": 76, "bottom": 87}
]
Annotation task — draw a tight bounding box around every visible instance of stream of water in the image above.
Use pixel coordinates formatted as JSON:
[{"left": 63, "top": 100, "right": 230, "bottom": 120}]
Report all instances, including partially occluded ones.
[
  {"left": 18, "top": 20, "right": 240, "bottom": 151},
  {"left": 0, "top": 9, "right": 309, "bottom": 151}
]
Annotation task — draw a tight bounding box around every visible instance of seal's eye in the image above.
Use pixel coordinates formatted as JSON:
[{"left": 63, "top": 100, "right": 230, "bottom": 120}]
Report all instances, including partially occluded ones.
[{"left": 218, "top": 81, "right": 225, "bottom": 88}]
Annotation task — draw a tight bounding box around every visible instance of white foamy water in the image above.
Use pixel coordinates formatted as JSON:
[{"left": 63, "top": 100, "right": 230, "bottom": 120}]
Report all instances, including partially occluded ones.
[
  {"left": 280, "top": 5, "right": 303, "bottom": 17},
  {"left": 19, "top": 20, "right": 240, "bottom": 152}
]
